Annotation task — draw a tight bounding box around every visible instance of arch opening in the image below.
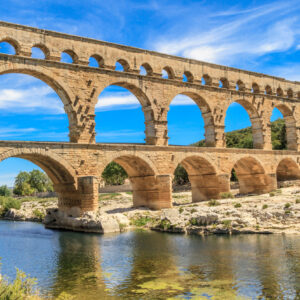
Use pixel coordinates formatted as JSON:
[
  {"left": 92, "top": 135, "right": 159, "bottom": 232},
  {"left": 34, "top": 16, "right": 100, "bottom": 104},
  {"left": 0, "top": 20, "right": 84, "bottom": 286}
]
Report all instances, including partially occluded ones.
[
  {"left": 252, "top": 83, "right": 260, "bottom": 93},
  {"left": 61, "top": 50, "right": 78, "bottom": 64},
  {"left": 96, "top": 84, "right": 149, "bottom": 143},
  {"left": 167, "top": 92, "right": 215, "bottom": 146},
  {"left": 276, "top": 158, "right": 300, "bottom": 183},
  {"left": 31, "top": 44, "right": 49, "bottom": 59},
  {"left": 183, "top": 71, "right": 193, "bottom": 83},
  {"left": 162, "top": 66, "right": 175, "bottom": 79},
  {"left": 89, "top": 55, "right": 104, "bottom": 68},
  {"left": 100, "top": 155, "right": 166, "bottom": 209},
  {"left": 0, "top": 73, "right": 69, "bottom": 142},
  {"left": 225, "top": 101, "right": 264, "bottom": 149},
  {"left": 115, "top": 59, "right": 130, "bottom": 72},
  {"left": 220, "top": 78, "right": 229, "bottom": 89},
  {"left": 202, "top": 74, "right": 211, "bottom": 85},
  {"left": 0, "top": 40, "right": 17, "bottom": 55},
  {"left": 173, "top": 156, "right": 222, "bottom": 203},
  {"left": 232, "top": 157, "right": 272, "bottom": 195},
  {"left": 140, "top": 63, "right": 153, "bottom": 76},
  {"left": 270, "top": 105, "right": 296, "bottom": 150}
]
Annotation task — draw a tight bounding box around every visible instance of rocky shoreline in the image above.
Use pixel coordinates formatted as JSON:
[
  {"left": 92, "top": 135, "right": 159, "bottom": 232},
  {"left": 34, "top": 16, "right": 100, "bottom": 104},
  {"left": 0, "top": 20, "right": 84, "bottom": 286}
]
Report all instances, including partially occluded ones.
[{"left": 2, "top": 186, "right": 300, "bottom": 235}]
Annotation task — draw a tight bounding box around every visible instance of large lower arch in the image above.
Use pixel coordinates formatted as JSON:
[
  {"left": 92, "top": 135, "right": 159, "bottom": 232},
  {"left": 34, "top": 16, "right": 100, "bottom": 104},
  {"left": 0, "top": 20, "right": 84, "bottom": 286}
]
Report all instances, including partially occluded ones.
[
  {"left": 0, "top": 148, "right": 80, "bottom": 211},
  {"left": 225, "top": 100, "right": 264, "bottom": 149},
  {"left": 276, "top": 158, "right": 300, "bottom": 182},
  {"left": 167, "top": 92, "right": 215, "bottom": 146},
  {"left": 233, "top": 156, "right": 275, "bottom": 194},
  {"left": 178, "top": 155, "right": 227, "bottom": 202},
  {"left": 102, "top": 154, "right": 171, "bottom": 209},
  {"left": 273, "top": 104, "right": 297, "bottom": 150}
]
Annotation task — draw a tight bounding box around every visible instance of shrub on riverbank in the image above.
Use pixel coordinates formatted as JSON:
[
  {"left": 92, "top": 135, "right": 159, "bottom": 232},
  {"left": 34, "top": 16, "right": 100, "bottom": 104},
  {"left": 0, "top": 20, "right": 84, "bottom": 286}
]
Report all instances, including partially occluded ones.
[{"left": 0, "top": 196, "right": 21, "bottom": 215}]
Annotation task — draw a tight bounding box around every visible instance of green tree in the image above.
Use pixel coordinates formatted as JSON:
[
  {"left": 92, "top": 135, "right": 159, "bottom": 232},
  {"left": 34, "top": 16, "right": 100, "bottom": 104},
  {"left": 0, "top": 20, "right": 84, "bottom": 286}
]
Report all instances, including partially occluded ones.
[
  {"left": 13, "top": 171, "right": 31, "bottom": 196},
  {"left": 0, "top": 185, "right": 12, "bottom": 196},
  {"left": 102, "top": 162, "right": 128, "bottom": 185},
  {"left": 29, "top": 169, "right": 53, "bottom": 192},
  {"left": 173, "top": 164, "right": 189, "bottom": 185}
]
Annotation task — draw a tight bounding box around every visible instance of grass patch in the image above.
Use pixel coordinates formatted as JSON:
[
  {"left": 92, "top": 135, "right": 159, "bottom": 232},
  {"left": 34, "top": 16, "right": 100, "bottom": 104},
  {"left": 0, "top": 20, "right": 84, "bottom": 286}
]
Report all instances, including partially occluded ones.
[
  {"left": 269, "top": 192, "right": 275, "bottom": 197},
  {"left": 179, "top": 207, "right": 184, "bottom": 214},
  {"left": 220, "top": 192, "right": 233, "bottom": 199},
  {"left": 159, "top": 219, "right": 172, "bottom": 230},
  {"left": 208, "top": 199, "right": 220, "bottom": 207},
  {"left": 33, "top": 209, "right": 45, "bottom": 221},
  {"left": 296, "top": 199, "right": 300, "bottom": 204},
  {"left": 284, "top": 203, "right": 291, "bottom": 209},
  {"left": 98, "top": 193, "right": 121, "bottom": 201},
  {"left": 131, "top": 216, "right": 153, "bottom": 227},
  {"left": 234, "top": 202, "right": 242, "bottom": 208},
  {"left": 262, "top": 204, "right": 268, "bottom": 209},
  {"left": 222, "top": 220, "right": 232, "bottom": 229}
]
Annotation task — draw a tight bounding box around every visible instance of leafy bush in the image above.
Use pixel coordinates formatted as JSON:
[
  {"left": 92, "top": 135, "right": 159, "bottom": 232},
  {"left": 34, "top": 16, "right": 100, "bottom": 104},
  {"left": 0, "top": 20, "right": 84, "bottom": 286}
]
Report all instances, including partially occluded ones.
[
  {"left": 33, "top": 209, "right": 45, "bottom": 221},
  {"left": 208, "top": 199, "right": 220, "bottom": 207},
  {"left": 0, "top": 259, "right": 39, "bottom": 299},
  {"left": 220, "top": 192, "right": 233, "bottom": 199},
  {"left": 173, "top": 164, "right": 189, "bottom": 185},
  {"left": 262, "top": 204, "right": 268, "bottom": 209},
  {"left": 284, "top": 203, "right": 291, "bottom": 209},
  {"left": 131, "top": 216, "right": 152, "bottom": 227},
  {"left": 0, "top": 196, "right": 21, "bottom": 215},
  {"left": 234, "top": 202, "right": 242, "bottom": 208},
  {"left": 101, "top": 162, "right": 128, "bottom": 185},
  {"left": 0, "top": 185, "right": 12, "bottom": 197},
  {"left": 296, "top": 199, "right": 300, "bottom": 204},
  {"left": 269, "top": 192, "right": 275, "bottom": 197},
  {"left": 222, "top": 220, "right": 232, "bottom": 229}
]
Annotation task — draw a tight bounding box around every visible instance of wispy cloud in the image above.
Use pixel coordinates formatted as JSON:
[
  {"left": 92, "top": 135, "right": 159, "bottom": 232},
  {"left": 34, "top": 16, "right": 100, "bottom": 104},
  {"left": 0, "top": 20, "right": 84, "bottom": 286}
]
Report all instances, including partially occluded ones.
[{"left": 153, "top": 1, "right": 300, "bottom": 66}]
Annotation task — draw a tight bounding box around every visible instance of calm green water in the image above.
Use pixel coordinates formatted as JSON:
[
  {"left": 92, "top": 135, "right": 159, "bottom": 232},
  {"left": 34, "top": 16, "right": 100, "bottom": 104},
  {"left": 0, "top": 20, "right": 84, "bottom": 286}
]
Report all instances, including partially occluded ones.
[{"left": 0, "top": 221, "right": 300, "bottom": 299}]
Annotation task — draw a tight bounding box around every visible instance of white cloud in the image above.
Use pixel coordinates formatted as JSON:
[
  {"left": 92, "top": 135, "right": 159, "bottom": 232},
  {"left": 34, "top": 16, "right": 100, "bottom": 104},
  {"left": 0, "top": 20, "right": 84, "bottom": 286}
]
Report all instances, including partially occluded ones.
[
  {"left": 170, "top": 95, "right": 197, "bottom": 106},
  {"left": 0, "top": 86, "right": 64, "bottom": 114},
  {"left": 153, "top": 1, "right": 300, "bottom": 65},
  {"left": 96, "top": 93, "right": 140, "bottom": 111}
]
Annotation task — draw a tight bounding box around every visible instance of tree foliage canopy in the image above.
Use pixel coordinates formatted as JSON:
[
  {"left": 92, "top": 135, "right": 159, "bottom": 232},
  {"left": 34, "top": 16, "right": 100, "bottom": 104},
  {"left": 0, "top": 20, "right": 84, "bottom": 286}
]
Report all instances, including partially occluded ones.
[
  {"left": 13, "top": 170, "right": 53, "bottom": 196},
  {"left": 102, "top": 162, "right": 128, "bottom": 185}
]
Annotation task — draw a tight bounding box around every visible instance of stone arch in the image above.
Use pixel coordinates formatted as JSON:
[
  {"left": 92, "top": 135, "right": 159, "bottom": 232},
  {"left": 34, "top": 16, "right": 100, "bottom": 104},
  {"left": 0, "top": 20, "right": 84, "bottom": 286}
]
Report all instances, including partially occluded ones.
[
  {"left": 141, "top": 63, "right": 153, "bottom": 76},
  {"left": 220, "top": 77, "right": 229, "bottom": 88},
  {"left": 0, "top": 148, "right": 76, "bottom": 185},
  {"left": 236, "top": 80, "right": 245, "bottom": 91},
  {"left": 61, "top": 49, "right": 78, "bottom": 64},
  {"left": 32, "top": 43, "right": 50, "bottom": 59},
  {"left": 0, "top": 37, "right": 20, "bottom": 55},
  {"left": 265, "top": 85, "right": 272, "bottom": 95},
  {"left": 89, "top": 54, "right": 104, "bottom": 67},
  {"left": 0, "top": 68, "right": 76, "bottom": 141},
  {"left": 252, "top": 83, "right": 260, "bottom": 93},
  {"left": 176, "top": 155, "right": 225, "bottom": 202},
  {"left": 277, "top": 87, "right": 284, "bottom": 97},
  {"left": 116, "top": 58, "right": 130, "bottom": 72},
  {"left": 273, "top": 104, "right": 297, "bottom": 150},
  {"left": 162, "top": 66, "right": 175, "bottom": 79},
  {"left": 183, "top": 71, "right": 194, "bottom": 83},
  {"left": 167, "top": 91, "right": 216, "bottom": 147},
  {"left": 287, "top": 88, "right": 294, "bottom": 98},
  {"left": 225, "top": 99, "right": 264, "bottom": 149},
  {"left": 232, "top": 156, "right": 274, "bottom": 194},
  {"left": 101, "top": 154, "right": 170, "bottom": 209},
  {"left": 276, "top": 158, "right": 300, "bottom": 182},
  {"left": 202, "top": 74, "right": 212, "bottom": 85}
]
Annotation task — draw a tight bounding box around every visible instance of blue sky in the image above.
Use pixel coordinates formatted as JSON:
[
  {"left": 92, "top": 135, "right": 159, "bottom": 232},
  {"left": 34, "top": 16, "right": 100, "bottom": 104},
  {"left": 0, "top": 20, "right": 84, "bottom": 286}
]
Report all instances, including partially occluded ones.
[{"left": 0, "top": 0, "right": 299, "bottom": 186}]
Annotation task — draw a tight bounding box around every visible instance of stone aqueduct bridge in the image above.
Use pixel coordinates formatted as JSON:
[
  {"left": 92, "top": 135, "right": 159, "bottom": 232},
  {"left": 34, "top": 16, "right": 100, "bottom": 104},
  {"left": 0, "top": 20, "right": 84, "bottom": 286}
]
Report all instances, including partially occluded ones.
[{"left": 0, "top": 21, "right": 300, "bottom": 214}]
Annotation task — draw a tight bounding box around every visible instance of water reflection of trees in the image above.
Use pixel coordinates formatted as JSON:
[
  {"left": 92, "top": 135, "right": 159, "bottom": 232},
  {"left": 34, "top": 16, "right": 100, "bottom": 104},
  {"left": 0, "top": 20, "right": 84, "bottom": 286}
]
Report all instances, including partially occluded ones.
[{"left": 51, "top": 232, "right": 108, "bottom": 299}]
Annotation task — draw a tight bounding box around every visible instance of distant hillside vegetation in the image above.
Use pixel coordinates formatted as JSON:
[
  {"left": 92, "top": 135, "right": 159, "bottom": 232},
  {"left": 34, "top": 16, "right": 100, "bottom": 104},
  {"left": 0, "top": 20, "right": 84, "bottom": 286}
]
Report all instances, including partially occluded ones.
[{"left": 192, "top": 118, "right": 287, "bottom": 150}]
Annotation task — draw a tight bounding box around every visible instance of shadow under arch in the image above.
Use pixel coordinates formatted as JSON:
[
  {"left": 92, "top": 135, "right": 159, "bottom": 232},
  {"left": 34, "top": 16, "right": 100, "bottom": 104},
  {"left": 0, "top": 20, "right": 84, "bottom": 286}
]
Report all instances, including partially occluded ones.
[
  {"left": 276, "top": 158, "right": 300, "bottom": 182},
  {"left": 273, "top": 104, "right": 297, "bottom": 150},
  {"left": 177, "top": 155, "right": 226, "bottom": 202},
  {"left": 101, "top": 154, "right": 170, "bottom": 209},
  {"left": 233, "top": 156, "right": 274, "bottom": 195},
  {"left": 225, "top": 99, "right": 264, "bottom": 149},
  {"left": 0, "top": 68, "right": 77, "bottom": 142},
  {"left": 168, "top": 91, "right": 215, "bottom": 147}
]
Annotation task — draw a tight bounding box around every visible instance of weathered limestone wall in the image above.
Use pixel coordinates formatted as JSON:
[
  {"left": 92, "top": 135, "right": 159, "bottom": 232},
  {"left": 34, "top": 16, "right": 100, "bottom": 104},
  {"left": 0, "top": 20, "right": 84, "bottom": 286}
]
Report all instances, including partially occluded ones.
[{"left": 0, "top": 141, "right": 298, "bottom": 212}]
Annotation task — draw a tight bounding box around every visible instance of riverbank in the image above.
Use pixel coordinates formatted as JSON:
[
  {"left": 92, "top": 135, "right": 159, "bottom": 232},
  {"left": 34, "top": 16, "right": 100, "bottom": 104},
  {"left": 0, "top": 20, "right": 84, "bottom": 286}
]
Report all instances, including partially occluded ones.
[{"left": 2, "top": 186, "right": 300, "bottom": 235}]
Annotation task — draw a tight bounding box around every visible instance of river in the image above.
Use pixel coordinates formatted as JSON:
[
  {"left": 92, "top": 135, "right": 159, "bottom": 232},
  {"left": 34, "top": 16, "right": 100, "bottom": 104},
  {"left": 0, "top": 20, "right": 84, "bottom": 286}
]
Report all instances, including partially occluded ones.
[{"left": 0, "top": 220, "right": 300, "bottom": 299}]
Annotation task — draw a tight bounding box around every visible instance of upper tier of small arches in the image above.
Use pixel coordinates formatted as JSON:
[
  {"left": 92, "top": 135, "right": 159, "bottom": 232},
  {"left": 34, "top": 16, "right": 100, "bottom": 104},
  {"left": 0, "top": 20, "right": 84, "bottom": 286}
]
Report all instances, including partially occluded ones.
[{"left": 0, "top": 37, "right": 299, "bottom": 100}]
